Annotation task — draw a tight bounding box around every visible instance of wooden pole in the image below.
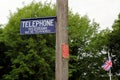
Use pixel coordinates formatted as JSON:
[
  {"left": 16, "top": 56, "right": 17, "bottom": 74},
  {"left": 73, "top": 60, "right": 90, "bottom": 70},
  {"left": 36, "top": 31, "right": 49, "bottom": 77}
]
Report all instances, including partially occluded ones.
[{"left": 56, "top": 0, "right": 69, "bottom": 80}]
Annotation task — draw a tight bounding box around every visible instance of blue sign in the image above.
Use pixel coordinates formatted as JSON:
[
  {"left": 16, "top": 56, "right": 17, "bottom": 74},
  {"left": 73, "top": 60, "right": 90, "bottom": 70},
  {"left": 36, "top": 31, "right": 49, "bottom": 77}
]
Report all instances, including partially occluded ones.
[{"left": 20, "top": 16, "right": 56, "bottom": 35}]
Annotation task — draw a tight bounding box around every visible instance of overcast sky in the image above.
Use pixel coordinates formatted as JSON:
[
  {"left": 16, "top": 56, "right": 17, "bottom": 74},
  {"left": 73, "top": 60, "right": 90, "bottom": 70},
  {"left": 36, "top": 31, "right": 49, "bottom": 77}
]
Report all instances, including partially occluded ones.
[{"left": 0, "top": 0, "right": 120, "bottom": 30}]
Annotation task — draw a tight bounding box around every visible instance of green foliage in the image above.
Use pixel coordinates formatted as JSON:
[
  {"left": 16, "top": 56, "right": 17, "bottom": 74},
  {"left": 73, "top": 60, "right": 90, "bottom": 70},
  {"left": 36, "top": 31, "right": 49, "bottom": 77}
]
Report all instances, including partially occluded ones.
[
  {"left": 108, "top": 13, "right": 120, "bottom": 79},
  {"left": 68, "top": 12, "right": 109, "bottom": 80},
  {"left": 1, "top": 2, "right": 56, "bottom": 80},
  {"left": 0, "top": 26, "right": 12, "bottom": 79}
]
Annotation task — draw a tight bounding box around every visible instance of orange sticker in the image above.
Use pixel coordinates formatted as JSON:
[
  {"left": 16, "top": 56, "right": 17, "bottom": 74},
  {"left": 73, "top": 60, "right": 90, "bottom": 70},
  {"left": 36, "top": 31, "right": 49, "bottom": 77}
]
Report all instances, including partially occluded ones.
[{"left": 62, "top": 44, "right": 69, "bottom": 58}]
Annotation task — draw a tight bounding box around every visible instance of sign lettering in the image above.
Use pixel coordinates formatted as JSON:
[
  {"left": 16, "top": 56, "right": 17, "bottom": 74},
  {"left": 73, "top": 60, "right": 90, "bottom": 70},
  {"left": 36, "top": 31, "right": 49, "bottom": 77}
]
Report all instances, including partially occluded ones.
[{"left": 20, "top": 17, "right": 56, "bottom": 34}]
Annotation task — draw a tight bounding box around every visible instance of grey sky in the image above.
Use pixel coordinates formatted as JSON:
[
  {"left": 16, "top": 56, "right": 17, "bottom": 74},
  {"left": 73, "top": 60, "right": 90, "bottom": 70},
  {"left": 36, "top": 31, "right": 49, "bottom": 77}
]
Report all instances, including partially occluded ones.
[{"left": 0, "top": 0, "right": 120, "bottom": 30}]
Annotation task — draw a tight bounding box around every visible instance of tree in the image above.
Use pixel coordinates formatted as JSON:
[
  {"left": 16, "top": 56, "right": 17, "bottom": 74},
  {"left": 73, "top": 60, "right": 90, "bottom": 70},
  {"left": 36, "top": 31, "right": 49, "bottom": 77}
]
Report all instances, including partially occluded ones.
[
  {"left": 1, "top": 2, "right": 56, "bottom": 80},
  {"left": 108, "top": 13, "right": 120, "bottom": 80},
  {"left": 68, "top": 13, "right": 109, "bottom": 80},
  {"left": 1, "top": 25, "right": 13, "bottom": 80}
]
